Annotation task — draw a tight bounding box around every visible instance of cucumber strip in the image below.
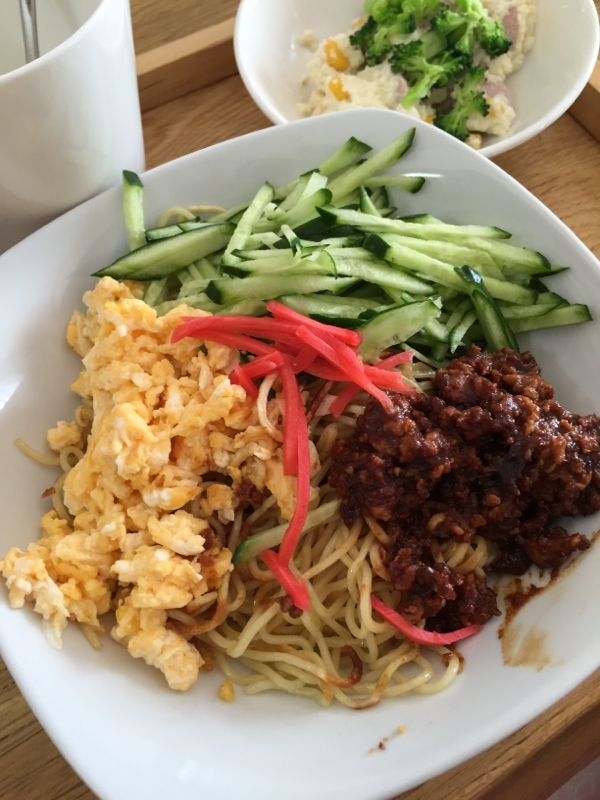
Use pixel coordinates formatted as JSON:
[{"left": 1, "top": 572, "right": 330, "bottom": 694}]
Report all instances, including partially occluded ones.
[
  {"left": 215, "top": 299, "right": 267, "bottom": 316},
  {"left": 122, "top": 171, "right": 146, "bottom": 251},
  {"left": 360, "top": 301, "right": 441, "bottom": 363},
  {"left": 233, "top": 499, "right": 342, "bottom": 564},
  {"left": 178, "top": 278, "right": 209, "bottom": 298},
  {"left": 370, "top": 186, "right": 389, "bottom": 210},
  {"left": 449, "top": 309, "right": 478, "bottom": 353},
  {"left": 380, "top": 285, "right": 412, "bottom": 305},
  {"left": 535, "top": 291, "right": 567, "bottom": 307},
  {"left": 228, "top": 255, "right": 301, "bottom": 273},
  {"left": 263, "top": 202, "right": 280, "bottom": 220},
  {"left": 145, "top": 224, "right": 183, "bottom": 242},
  {"left": 528, "top": 278, "right": 549, "bottom": 293},
  {"left": 311, "top": 315, "right": 363, "bottom": 329},
  {"left": 279, "top": 293, "right": 381, "bottom": 318},
  {"left": 186, "top": 262, "right": 204, "bottom": 281},
  {"left": 455, "top": 266, "right": 518, "bottom": 351},
  {"left": 297, "top": 171, "right": 329, "bottom": 204},
  {"left": 359, "top": 186, "right": 382, "bottom": 217},
  {"left": 318, "top": 137, "right": 372, "bottom": 177},
  {"left": 384, "top": 234, "right": 504, "bottom": 280},
  {"left": 335, "top": 189, "right": 361, "bottom": 207},
  {"left": 327, "top": 129, "right": 416, "bottom": 205},
  {"left": 379, "top": 207, "right": 397, "bottom": 218},
  {"left": 145, "top": 219, "right": 213, "bottom": 242},
  {"left": 343, "top": 282, "right": 391, "bottom": 301},
  {"left": 527, "top": 265, "right": 569, "bottom": 279},
  {"left": 275, "top": 174, "right": 312, "bottom": 214},
  {"left": 248, "top": 264, "right": 333, "bottom": 278},
  {"left": 205, "top": 275, "right": 358, "bottom": 305},
  {"left": 256, "top": 189, "right": 333, "bottom": 234},
  {"left": 143, "top": 278, "right": 169, "bottom": 308},
  {"left": 363, "top": 175, "right": 426, "bottom": 194},
  {"left": 460, "top": 236, "right": 550, "bottom": 274},
  {"left": 312, "top": 237, "right": 361, "bottom": 249},
  {"left": 178, "top": 220, "right": 214, "bottom": 233},
  {"left": 366, "top": 235, "right": 537, "bottom": 305},
  {"left": 400, "top": 343, "right": 446, "bottom": 369},
  {"left": 194, "top": 258, "right": 221, "bottom": 280},
  {"left": 334, "top": 257, "right": 434, "bottom": 295},
  {"left": 208, "top": 202, "right": 250, "bottom": 223},
  {"left": 326, "top": 247, "right": 377, "bottom": 261},
  {"left": 423, "top": 317, "right": 450, "bottom": 343},
  {"left": 222, "top": 183, "right": 274, "bottom": 266},
  {"left": 445, "top": 297, "right": 473, "bottom": 331},
  {"left": 508, "top": 304, "right": 592, "bottom": 333},
  {"left": 154, "top": 293, "right": 220, "bottom": 316},
  {"left": 175, "top": 266, "right": 193, "bottom": 284},
  {"left": 235, "top": 248, "right": 295, "bottom": 260},
  {"left": 500, "top": 303, "right": 562, "bottom": 320},
  {"left": 280, "top": 224, "right": 303, "bottom": 255},
  {"left": 320, "top": 208, "right": 511, "bottom": 240},
  {"left": 94, "top": 223, "right": 235, "bottom": 280},
  {"left": 398, "top": 213, "right": 443, "bottom": 224},
  {"left": 431, "top": 342, "right": 449, "bottom": 362}
]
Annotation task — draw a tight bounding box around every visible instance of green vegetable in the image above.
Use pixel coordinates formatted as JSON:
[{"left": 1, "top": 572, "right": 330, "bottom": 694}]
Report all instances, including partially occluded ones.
[
  {"left": 430, "top": 7, "right": 477, "bottom": 53},
  {"left": 434, "top": 66, "right": 489, "bottom": 141},
  {"left": 122, "top": 171, "right": 146, "bottom": 251},
  {"left": 455, "top": 0, "right": 512, "bottom": 57},
  {"left": 352, "top": 1, "right": 417, "bottom": 66},
  {"left": 456, "top": 265, "right": 518, "bottom": 351},
  {"left": 389, "top": 41, "right": 451, "bottom": 109}
]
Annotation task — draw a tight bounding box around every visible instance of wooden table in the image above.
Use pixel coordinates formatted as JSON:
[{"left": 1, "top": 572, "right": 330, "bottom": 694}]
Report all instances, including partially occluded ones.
[{"left": 2, "top": 4, "right": 600, "bottom": 800}]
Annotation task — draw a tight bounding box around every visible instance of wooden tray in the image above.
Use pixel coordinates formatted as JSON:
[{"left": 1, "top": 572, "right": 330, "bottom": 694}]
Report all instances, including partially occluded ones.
[{"left": 2, "top": 9, "right": 600, "bottom": 800}]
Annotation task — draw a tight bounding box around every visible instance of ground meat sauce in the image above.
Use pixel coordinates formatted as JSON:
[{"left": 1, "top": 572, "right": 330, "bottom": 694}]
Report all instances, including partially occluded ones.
[{"left": 329, "top": 346, "right": 595, "bottom": 633}]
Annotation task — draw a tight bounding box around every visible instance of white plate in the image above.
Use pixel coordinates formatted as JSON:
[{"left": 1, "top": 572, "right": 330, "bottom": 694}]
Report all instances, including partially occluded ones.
[
  {"left": 234, "top": 0, "right": 600, "bottom": 158},
  {"left": 1, "top": 109, "right": 600, "bottom": 800}
]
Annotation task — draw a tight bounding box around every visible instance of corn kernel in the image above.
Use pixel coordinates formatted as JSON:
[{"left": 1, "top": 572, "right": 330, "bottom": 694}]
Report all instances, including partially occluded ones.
[
  {"left": 425, "top": 114, "right": 435, "bottom": 124},
  {"left": 324, "top": 39, "right": 350, "bottom": 71},
  {"left": 329, "top": 77, "right": 350, "bottom": 101}
]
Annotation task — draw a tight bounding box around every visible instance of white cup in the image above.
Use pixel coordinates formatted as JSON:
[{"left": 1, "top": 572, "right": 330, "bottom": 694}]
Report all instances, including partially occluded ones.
[{"left": 0, "top": 0, "right": 145, "bottom": 253}]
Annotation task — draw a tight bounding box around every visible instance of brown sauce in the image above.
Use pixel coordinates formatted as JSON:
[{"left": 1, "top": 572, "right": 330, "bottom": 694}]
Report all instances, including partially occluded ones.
[{"left": 498, "top": 529, "right": 600, "bottom": 668}]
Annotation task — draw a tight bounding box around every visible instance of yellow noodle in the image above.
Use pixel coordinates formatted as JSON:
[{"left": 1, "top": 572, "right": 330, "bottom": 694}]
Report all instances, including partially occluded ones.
[
  {"left": 51, "top": 473, "right": 72, "bottom": 523},
  {"left": 15, "top": 438, "right": 61, "bottom": 466},
  {"left": 59, "top": 446, "right": 85, "bottom": 473},
  {"left": 157, "top": 206, "right": 197, "bottom": 226}
]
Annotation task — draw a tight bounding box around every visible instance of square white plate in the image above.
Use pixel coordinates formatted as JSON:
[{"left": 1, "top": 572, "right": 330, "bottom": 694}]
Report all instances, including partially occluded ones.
[{"left": 1, "top": 109, "right": 600, "bottom": 800}]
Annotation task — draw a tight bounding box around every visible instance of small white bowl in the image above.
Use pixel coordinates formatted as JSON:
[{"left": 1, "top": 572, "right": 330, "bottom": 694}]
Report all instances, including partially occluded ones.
[{"left": 235, "top": 0, "right": 599, "bottom": 158}]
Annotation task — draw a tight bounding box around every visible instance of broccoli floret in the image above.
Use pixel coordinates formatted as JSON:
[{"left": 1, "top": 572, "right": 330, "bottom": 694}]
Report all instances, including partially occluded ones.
[
  {"left": 349, "top": 16, "right": 378, "bottom": 53},
  {"left": 430, "top": 8, "right": 476, "bottom": 54},
  {"left": 351, "top": 5, "right": 417, "bottom": 66},
  {"left": 454, "top": 0, "right": 511, "bottom": 58},
  {"left": 434, "top": 66, "right": 489, "bottom": 141},
  {"left": 433, "top": 49, "right": 472, "bottom": 87},
  {"left": 389, "top": 40, "right": 453, "bottom": 108},
  {"left": 364, "top": 0, "right": 404, "bottom": 24},
  {"left": 477, "top": 16, "right": 512, "bottom": 57},
  {"left": 390, "top": 40, "right": 471, "bottom": 100},
  {"left": 399, "top": 0, "right": 442, "bottom": 24},
  {"left": 349, "top": 17, "right": 395, "bottom": 65}
]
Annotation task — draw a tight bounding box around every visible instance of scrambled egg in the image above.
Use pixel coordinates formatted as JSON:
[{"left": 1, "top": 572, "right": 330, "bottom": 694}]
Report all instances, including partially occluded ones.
[{"left": 0, "top": 278, "right": 308, "bottom": 691}]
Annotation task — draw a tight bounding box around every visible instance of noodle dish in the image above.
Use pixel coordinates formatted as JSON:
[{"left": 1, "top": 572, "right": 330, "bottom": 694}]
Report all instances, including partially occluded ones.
[{"left": 1, "top": 109, "right": 599, "bottom": 800}]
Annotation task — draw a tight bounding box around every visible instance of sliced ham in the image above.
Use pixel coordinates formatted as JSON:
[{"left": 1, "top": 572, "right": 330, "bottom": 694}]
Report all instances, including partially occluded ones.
[
  {"left": 481, "top": 80, "right": 510, "bottom": 99},
  {"left": 502, "top": 4, "right": 519, "bottom": 47}
]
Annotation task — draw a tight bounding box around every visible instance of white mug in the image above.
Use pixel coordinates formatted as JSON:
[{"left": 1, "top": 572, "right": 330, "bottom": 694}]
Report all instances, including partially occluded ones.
[{"left": 0, "top": 0, "right": 145, "bottom": 253}]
